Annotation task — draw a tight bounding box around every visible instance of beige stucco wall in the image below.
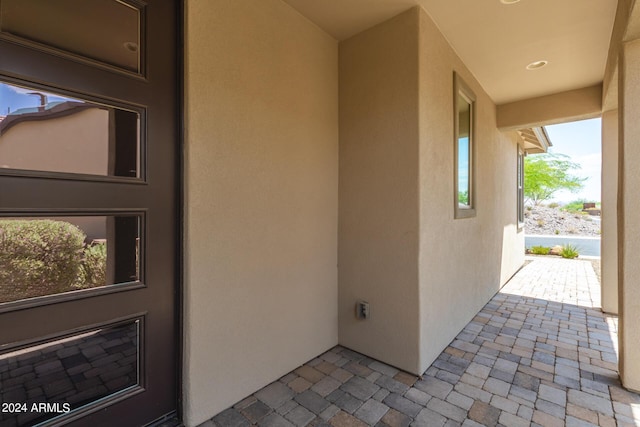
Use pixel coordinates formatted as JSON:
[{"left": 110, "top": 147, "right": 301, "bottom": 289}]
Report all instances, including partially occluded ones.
[
  {"left": 417, "top": 8, "right": 524, "bottom": 373},
  {"left": 601, "top": 109, "right": 618, "bottom": 314},
  {"left": 496, "top": 85, "right": 603, "bottom": 131},
  {"left": 0, "top": 108, "right": 109, "bottom": 175},
  {"left": 338, "top": 7, "right": 524, "bottom": 375},
  {"left": 183, "top": 0, "right": 339, "bottom": 425},
  {"left": 618, "top": 39, "right": 640, "bottom": 392},
  {"left": 338, "top": 9, "right": 421, "bottom": 374}
]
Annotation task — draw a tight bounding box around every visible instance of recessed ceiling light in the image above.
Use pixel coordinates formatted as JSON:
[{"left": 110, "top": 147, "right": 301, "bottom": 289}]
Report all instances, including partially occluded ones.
[
  {"left": 500, "top": 0, "right": 521, "bottom": 4},
  {"left": 526, "top": 60, "right": 548, "bottom": 70}
]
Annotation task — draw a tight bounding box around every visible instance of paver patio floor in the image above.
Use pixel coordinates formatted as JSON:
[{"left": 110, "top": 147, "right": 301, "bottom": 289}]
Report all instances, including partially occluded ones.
[{"left": 201, "top": 257, "right": 640, "bottom": 427}]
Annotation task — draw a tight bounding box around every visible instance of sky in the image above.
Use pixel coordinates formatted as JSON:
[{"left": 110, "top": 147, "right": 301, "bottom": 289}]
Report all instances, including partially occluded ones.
[
  {"left": 544, "top": 118, "right": 601, "bottom": 204},
  {"left": 0, "top": 82, "right": 74, "bottom": 115}
]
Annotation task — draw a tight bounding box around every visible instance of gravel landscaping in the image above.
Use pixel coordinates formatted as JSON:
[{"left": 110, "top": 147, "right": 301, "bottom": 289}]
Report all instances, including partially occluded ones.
[{"left": 524, "top": 206, "right": 601, "bottom": 237}]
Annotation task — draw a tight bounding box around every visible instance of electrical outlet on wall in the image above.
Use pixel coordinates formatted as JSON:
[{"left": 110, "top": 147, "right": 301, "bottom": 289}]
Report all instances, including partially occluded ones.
[{"left": 356, "top": 300, "right": 370, "bottom": 319}]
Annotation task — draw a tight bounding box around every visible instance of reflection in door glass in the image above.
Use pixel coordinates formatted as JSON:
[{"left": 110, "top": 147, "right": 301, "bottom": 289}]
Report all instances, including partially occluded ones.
[
  {"left": 0, "top": 0, "right": 141, "bottom": 73},
  {"left": 0, "top": 321, "right": 139, "bottom": 426},
  {"left": 0, "top": 81, "right": 140, "bottom": 178},
  {"left": 0, "top": 216, "right": 141, "bottom": 304}
]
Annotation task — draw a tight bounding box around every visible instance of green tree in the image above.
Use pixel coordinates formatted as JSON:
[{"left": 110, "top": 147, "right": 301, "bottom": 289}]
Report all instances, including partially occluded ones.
[{"left": 524, "top": 153, "right": 585, "bottom": 206}]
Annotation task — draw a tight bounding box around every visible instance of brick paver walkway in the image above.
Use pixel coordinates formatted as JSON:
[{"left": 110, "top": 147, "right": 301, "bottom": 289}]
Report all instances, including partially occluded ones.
[{"left": 201, "top": 258, "right": 640, "bottom": 427}]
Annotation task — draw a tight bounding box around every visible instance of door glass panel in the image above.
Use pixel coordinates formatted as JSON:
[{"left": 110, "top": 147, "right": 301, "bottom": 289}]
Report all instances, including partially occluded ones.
[
  {"left": 0, "top": 0, "right": 141, "bottom": 73},
  {"left": 0, "top": 215, "right": 141, "bottom": 304},
  {"left": 0, "top": 320, "right": 140, "bottom": 426},
  {"left": 0, "top": 81, "right": 140, "bottom": 178},
  {"left": 457, "top": 94, "right": 471, "bottom": 207}
]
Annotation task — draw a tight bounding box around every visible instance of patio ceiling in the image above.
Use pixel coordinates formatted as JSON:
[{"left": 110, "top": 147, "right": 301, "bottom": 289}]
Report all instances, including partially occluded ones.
[{"left": 282, "top": 0, "right": 618, "bottom": 105}]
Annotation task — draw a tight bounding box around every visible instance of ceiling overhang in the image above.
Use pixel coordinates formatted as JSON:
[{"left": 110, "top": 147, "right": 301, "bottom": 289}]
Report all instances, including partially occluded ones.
[{"left": 283, "top": 0, "right": 618, "bottom": 106}]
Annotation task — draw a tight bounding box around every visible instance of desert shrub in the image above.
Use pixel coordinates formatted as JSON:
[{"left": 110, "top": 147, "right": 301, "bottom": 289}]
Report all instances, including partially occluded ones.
[
  {"left": 537, "top": 219, "right": 545, "bottom": 227},
  {"left": 560, "top": 244, "right": 579, "bottom": 259},
  {"left": 79, "top": 242, "right": 107, "bottom": 289},
  {"left": 548, "top": 202, "right": 559, "bottom": 208},
  {"left": 0, "top": 219, "right": 86, "bottom": 302},
  {"left": 554, "top": 229, "right": 560, "bottom": 235},
  {"left": 530, "top": 246, "right": 550, "bottom": 255}
]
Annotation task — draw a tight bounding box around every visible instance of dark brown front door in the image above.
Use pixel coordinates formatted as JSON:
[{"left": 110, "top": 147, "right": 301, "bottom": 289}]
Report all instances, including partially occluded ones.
[{"left": 0, "top": 1, "right": 179, "bottom": 426}]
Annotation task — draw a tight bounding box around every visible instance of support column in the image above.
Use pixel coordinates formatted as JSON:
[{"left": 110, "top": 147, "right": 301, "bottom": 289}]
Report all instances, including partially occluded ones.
[
  {"left": 618, "top": 39, "right": 640, "bottom": 392},
  {"left": 601, "top": 109, "right": 618, "bottom": 314}
]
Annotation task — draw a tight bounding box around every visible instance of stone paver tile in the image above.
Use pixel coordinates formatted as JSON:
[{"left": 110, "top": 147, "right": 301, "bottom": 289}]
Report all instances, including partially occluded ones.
[
  {"left": 566, "top": 402, "right": 599, "bottom": 424},
  {"left": 296, "top": 366, "right": 325, "bottom": 384},
  {"left": 466, "top": 362, "right": 491, "bottom": 380},
  {"left": 380, "top": 408, "right": 411, "bottom": 427},
  {"left": 482, "top": 377, "right": 510, "bottom": 397},
  {"left": 329, "top": 411, "right": 367, "bottom": 427},
  {"left": 213, "top": 408, "right": 251, "bottom": 427},
  {"left": 319, "top": 404, "right": 340, "bottom": 421},
  {"left": 517, "top": 404, "right": 533, "bottom": 421},
  {"left": 341, "top": 376, "right": 380, "bottom": 401},
  {"left": 354, "top": 399, "right": 389, "bottom": 425},
  {"left": 414, "top": 376, "right": 454, "bottom": 399},
  {"left": 373, "top": 388, "right": 390, "bottom": 402},
  {"left": 383, "top": 393, "right": 422, "bottom": 418},
  {"left": 285, "top": 406, "right": 316, "bottom": 427},
  {"left": 565, "top": 415, "right": 598, "bottom": 427},
  {"left": 295, "top": 391, "right": 331, "bottom": 415},
  {"left": 330, "top": 368, "right": 353, "bottom": 383},
  {"left": 289, "top": 377, "right": 312, "bottom": 393},
  {"left": 375, "top": 375, "right": 410, "bottom": 394},
  {"left": 538, "top": 384, "right": 566, "bottom": 406},
  {"left": 454, "top": 382, "right": 492, "bottom": 403},
  {"left": 320, "top": 350, "right": 342, "bottom": 364},
  {"left": 394, "top": 371, "right": 418, "bottom": 387},
  {"left": 256, "top": 382, "right": 297, "bottom": 409},
  {"left": 316, "top": 361, "right": 338, "bottom": 375},
  {"left": 467, "top": 401, "right": 500, "bottom": 427},
  {"left": 404, "top": 387, "right": 430, "bottom": 406},
  {"left": 426, "top": 397, "right": 467, "bottom": 422},
  {"left": 498, "top": 411, "right": 529, "bottom": 427},
  {"left": 489, "top": 395, "right": 518, "bottom": 414},
  {"left": 344, "top": 362, "right": 373, "bottom": 378},
  {"left": 369, "top": 361, "right": 399, "bottom": 377},
  {"left": 411, "top": 408, "right": 447, "bottom": 427},
  {"left": 598, "top": 413, "right": 617, "bottom": 427},
  {"left": 241, "top": 400, "right": 271, "bottom": 423},
  {"left": 259, "top": 413, "right": 295, "bottom": 427},
  {"left": 311, "top": 376, "right": 341, "bottom": 397},
  {"left": 567, "top": 389, "right": 613, "bottom": 416},
  {"left": 610, "top": 385, "right": 640, "bottom": 404},
  {"left": 445, "top": 390, "right": 474, "bottom": 411},
  {"left": 334, "top": 392, "right": 364, "bottom": 414},
  {"left": 535, "top": 399, "right": 565, "bottom": 419},
  {"left": 367, "top": 371, "right": 383, "bottom": 383},
  {"left": 235, "top": 396, "right": 258, "bottom": 410},
  {"left": 277, "top": 400, "right": 299, "bottom": 416},
  {"left": 531, "top": 410, "right": 564, "bottom": 427}
]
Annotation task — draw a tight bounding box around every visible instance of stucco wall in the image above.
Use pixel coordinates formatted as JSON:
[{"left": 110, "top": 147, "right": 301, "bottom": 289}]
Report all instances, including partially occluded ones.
[
  {"left": 601, "top": 109, "right": 618, "bottom": 314},
  {"left": 338, "top": 9, "right": 421, "bottom": 374},
  {"left": 417, "top": 7, "right": 524, "bottom": 373},
  {"left": 183, "top": 1, "right": 339, "bottom": 425},
  {"left": 338, "top": 7, "right": 523, "bottom": 375}
]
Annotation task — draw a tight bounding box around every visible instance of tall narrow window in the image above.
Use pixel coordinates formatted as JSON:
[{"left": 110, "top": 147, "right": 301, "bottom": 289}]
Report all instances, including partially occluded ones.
[
  {"left": 454, "top": 73, "right": 476, "bottom": 218},
  {"left": 517, "top": 146, "right": 525, "bottom": 226}
]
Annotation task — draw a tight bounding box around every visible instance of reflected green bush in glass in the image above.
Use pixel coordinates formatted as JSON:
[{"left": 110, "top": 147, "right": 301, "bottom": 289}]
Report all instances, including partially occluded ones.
[
  {"left": 0, "top": 219, "right": 107, "bottom": 303},
  {"left": 80, "top": 242, "right": 107, "bottom": 288}
]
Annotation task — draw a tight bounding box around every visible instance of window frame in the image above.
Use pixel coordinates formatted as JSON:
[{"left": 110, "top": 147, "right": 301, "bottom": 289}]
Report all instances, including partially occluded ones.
[
  {"left": 453, "top": 72, "right": 476, "bottom": 219},
  {"left": 517, "top": 145, "right": 525, "bottom": 228}
]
